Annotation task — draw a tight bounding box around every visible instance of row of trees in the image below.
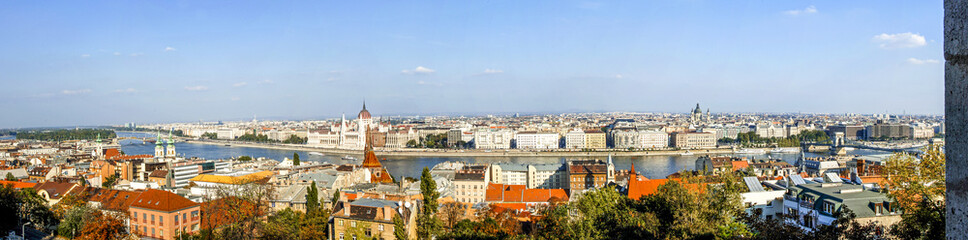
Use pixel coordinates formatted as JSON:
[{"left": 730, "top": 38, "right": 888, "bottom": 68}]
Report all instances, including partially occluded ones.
[
  {"left": 233, "top": 133, "right": 308, "bottom": 144},
  {"left": 15, "top": 129, "right": 116, "bottom": 141},
  {"left": 719, "top": 130, "right": 830, "bottom": 148},
  {"left": 407, "top": 134, "right": 449, "bottom": 149}
]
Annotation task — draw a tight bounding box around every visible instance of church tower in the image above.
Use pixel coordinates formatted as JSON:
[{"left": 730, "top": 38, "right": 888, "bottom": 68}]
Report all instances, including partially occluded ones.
[
  {"left": 166, "top": 128, "right": 176, "bottom": 157},
  {"left": 154, "top": 133, "right": 164, "bottom": 158},
  {"left": 93, "top": 133, "right": 103, "bottom": 158}
]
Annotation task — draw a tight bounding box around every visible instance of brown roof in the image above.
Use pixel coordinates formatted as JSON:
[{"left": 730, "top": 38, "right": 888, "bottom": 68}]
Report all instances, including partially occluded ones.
[
  {"left": 454, "top": 172, "right": 485, "bottom": 181},
  {"left": 83, "top": 187, "right": 142, "bottom": 212},
  {"left": 148, "top": 170, "right": 168, "bottom": 178},
  {"left": 130, "top": 189, "right": 199, "bottom": 212},
  {"left": 34, "top": 181, "right": 79, "bottom": 199},
  {"left": 569, "top": 165, "right": 607, "bottom": 174}
]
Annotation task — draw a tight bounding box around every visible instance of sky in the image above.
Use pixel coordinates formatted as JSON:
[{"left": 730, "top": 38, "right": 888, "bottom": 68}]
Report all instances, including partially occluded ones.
[{"left": 0, "top": 1, "right": 944, "bottom": 128}]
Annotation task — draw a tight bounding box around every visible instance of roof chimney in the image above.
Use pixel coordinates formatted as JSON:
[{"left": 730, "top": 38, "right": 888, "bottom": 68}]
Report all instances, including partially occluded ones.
[{"left": 344, "top": 202, "right": 351, "bottom": 217}]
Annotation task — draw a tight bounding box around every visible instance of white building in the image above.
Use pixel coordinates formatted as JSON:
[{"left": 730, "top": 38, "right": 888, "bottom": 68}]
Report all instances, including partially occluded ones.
[
  {"left": 637, "top": 131, "right": 669, "bottom": 149},
  {"left": 514, "top": 132, "right": 559, "bottom": 149},
  {"left": 564, "top": 130, "right": 586, "bottom": 149},
  {"left": 473, "top": 128, "right": 513, "bottom": 149},
  {"left": 305, "top": 103, "right": 380, "bottom": 150}
]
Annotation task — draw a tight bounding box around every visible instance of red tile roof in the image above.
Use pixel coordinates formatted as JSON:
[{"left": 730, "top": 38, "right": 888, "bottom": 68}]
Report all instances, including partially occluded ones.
[
  {"left": 731, "top": 160, "right": 750, "bottom": 170},
  {"left": 83, "top": 187, "right": 142, "bottom": 212},
  {"left": 485, "top": 183, "right": 568, "bottom": 203},
  {"left": 0, "top": 180, "right": 37, "bottom": 189},
  {"left": 130, "top": 189, "right": 198, "bottom": 212}
]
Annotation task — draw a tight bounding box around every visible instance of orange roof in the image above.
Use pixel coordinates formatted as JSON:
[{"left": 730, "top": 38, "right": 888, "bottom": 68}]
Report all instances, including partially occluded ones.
[
  {"left": 130, "top": 189, "right": 199, "bottom": 212},
  {"left": 859, "top": 176, "right": 889, "bottom": 187},
  {"left": 489, "top": 203, "right": 526, "bottom": 212},
  {"left": 485, "top": 183, "right": 568, "bottom": 203},
  {"left": 83, "top": 187, "right": 142, "bottom": 212},
  {"left": 731, "top": 161, "right": 749, "bottom": 170},
  {"left": 0, "top": 180, "right": 37, "bottom": 189}
]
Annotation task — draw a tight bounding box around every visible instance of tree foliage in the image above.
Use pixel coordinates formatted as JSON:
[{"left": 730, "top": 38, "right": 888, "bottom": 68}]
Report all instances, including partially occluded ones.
[
  {"left": 293, "top": 153, "right": 301, "bottom": 166},
  {"left": 283, "top": 135, "right": 308, "bottom": 144},
  {"left": 74, "top": 211, "right": 128, "bottom": 240},
  {"left": 305, "top": 181, "right": 319, "bottom": 213},
  {"left": 418, "top": 167, "right": 441, "bottom": 239},
  {"left": 885, "top": 144, "right": 946, "bottom": 239},
  {"left": 15, "top": 129, "right": 116, "bottom": 141}
]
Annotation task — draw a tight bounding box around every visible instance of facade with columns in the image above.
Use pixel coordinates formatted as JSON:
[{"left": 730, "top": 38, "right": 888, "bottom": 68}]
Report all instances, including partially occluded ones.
[{"left": 306, "top": 102, "right": 388, "bottom": 150}]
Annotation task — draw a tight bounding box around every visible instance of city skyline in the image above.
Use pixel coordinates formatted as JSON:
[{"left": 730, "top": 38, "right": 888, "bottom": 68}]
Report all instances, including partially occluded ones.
[{"left": 0, "top": 0, "right": 944, "bottom": 128}]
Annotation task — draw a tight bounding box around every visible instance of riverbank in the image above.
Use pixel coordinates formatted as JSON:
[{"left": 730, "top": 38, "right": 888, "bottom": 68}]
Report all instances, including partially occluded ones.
[{"left": 181, "top": 138, "right": 750, "bottom": 157}]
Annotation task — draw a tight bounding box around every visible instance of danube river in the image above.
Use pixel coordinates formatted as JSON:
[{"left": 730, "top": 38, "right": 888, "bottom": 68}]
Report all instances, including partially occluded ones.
[{"left": 116, "top": 131, "right": 888, "bottom": 180}]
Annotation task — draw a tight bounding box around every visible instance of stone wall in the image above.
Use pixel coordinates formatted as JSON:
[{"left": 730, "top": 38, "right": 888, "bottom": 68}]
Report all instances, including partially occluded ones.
[{"left": 945, "top": 0, "right": 968, "bottom": 238}]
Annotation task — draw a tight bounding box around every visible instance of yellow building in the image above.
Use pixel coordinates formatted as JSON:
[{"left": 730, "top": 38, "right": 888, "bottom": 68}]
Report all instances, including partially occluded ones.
[
  {"left": 583, "top": 129, "right": 607, "bottom": 149},
  {"left": 330, "top": 199, "right": 417, "bottom": 240}
]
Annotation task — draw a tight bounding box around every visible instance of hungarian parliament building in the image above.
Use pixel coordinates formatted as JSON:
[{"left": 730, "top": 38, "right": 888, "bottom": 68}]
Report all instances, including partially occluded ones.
[{"left": 305, "top": 103, "right": 417, "bottom": 150}]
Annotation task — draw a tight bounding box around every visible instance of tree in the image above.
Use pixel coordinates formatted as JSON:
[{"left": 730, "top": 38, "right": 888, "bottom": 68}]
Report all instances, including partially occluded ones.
[
  {"left": 238, "top": 156, "right": 253, "bottom": 161},
  {"left": 57, "top": 205, "right": 95, "bottom": 239},
  {"left": 393, "top": 214, "right": 407, "bottom": 240},
  {"left": 102, "top": 174, "right": 119, "bottom": 188},
  {"left": 439, "top": 202, "right": 465, "bottom": 229},
  {"left": 332, "top": 189, "right": 340, "bottom": 205},
  {"left": 885, "top": 144, "right": 946, "bottom": 239},
  {"left": 293, "top": 153, "right": 301, "bottom": 166},
  {"left": 417, "top": 167, "right": 441, "bottom": 239},
  {"left": 305, "top": 181, "right": 319, "bottom": 213},
  {"left": 75, "top": 211, "right": 127, "bottom": 240},
  {"left": 5, "top": 172, "right": 14, "bottom": 181},
  {"left": 406, "top": 140, "right": 418, "bottom": 148},
  {"left": 0, "top": 183, "right": 20, "bottom": 234}
]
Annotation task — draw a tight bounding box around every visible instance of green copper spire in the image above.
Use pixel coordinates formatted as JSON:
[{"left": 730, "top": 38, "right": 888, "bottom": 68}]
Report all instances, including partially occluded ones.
[
  {"left": 167, "top": 128, "right": 175, "bottom": 145},
  {"left": 95, "top": 133, "right": 101, "bottom": 143},
  {"left": 156, "top": 132, "right": 163, "bottom": 146}
]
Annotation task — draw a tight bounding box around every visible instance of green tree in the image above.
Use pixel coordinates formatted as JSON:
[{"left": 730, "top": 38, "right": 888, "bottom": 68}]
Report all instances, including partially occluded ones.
[
  {"left": 332, "top": 189, "right": 340, "bottom": 204},
  {"left": 238, "top": 156, "right": 253, "bottom": 161},
  {"left": 406, "top": 139, "right": 418, "bottom": 148},
  {"left": 293, "top": 153, "right": 301, "bottom": 166},
  {"left": 417, "top": 167, "right": 441, "bottom": 239},
  {"left": 5, "top": 172, "right": 14, "bottom": 181},
  {"left": 393, "top": 214, "right": 407, "bottom": 240},
  {"left": 102, "top": 174, "right": 119, "bottom": 188},
  {"left": 305, "top": 181, "right": 319, "bottom": 213},
  {"left": 202, "top": 132, "right": 218, "bottom": 139}
]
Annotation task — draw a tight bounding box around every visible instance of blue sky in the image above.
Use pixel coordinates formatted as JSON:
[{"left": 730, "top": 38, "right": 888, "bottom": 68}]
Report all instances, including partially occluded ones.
[{"left": 0, "top": 1, "right": 943, "bottom": 128}]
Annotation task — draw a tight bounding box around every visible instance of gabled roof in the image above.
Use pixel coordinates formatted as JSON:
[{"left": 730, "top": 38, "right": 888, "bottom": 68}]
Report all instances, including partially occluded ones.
[
  {"left": 485, "top": 183, "right": 568, "bottom": 203},
  {"left": 34, "top": 181, "right": 79, "bottom": 199},
  {"left": 130, "top": 189, "right": 199, "bottom": 212}
]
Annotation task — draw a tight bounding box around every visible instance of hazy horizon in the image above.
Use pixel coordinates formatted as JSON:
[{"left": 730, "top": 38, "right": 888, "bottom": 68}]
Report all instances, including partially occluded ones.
[{"left": 0, "top": 1, "right": 944, "bottom": 128}]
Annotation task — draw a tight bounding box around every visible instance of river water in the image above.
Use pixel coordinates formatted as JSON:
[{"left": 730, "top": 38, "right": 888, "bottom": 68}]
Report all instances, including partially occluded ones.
[{"left": 116, "top": 131, "right": 889, "bottom": 180}]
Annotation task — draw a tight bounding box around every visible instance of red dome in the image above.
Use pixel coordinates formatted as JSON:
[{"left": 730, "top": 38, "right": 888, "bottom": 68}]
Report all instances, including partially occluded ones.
[{"left": 358, "top": 109, "right": 371, "bottom": 119}]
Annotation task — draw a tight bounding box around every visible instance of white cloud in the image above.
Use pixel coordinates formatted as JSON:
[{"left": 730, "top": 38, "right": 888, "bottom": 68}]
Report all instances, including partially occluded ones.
[
  {"left": 615, "top": 74, "right": 623, "bottom": 79},
  {"left": 233, "top": 82, "right": 248, "bottom": 87},
  {"left": 417, "top": 80, "right": 428, "bottom": 85},
  {"left": 129, "top": 53, "right": 143, "bottom": 57},
  {"left": 907, "top": 58, "right": 940, "bottom": 64},
  {"left": 81, "top": 54, "right": 90, "bottom": 58},
  {"left": 483, "top": 69, "right": 504, "bottom": 74},
  {"left": 873, "top": 33, "right": 927, "bottom": 49},
  {"left": 61, "top": 89, "right": 92, "bottom": 95},
  {"left": 114, "top": 88, "right": 137, "bottom": 93},
  {"left": 231, "top": 97, "right": 240, "bottom": 101},
  {"left": 260, "top": 79, "right": 275, "bottom": 84},
  {"left": 402, "top": 66, "right": 435, "bottom": 75},
  {"left": 164, "top": 46, "right": 176, "bottom": 52},
  {"left": 784, "top": 5, "right": 817, "bottom": 15},
  {"left": 113, "top": 52, "right": 121, "bottom": 56},
  {"left": 184, "top": 86, "right": 209, "bottom": 91}
]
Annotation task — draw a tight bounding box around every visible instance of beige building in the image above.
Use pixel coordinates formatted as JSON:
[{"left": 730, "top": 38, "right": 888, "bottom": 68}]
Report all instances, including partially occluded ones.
[
  {"left": 583, "top": 129, "right": 606, "bottom": 149},
  {"left": 672, "top": 132, "right": 716, "bottom": 149},
  {"left": 452, "top": 165, "right": 491, "bottom": 203},
  {"left": 330, "top": 199, "right": 417, "bottom": 240}
]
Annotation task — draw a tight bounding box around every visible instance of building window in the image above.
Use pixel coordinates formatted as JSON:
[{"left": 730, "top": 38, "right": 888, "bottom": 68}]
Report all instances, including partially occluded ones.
[
  {"left": 351, "top": 221, "right": 357, "bottom": 227},
  {"left": 339, "top": 220, "right": 344, "bottom": 226},
  {"left": 175, "top": 215, "right": 179, "bottom": 223},
  {"left": 379, "top": 224, "right": 384, "bottom": 231},
  {"left": 339, "top": 233, "right": 345, "bottom": 240}
]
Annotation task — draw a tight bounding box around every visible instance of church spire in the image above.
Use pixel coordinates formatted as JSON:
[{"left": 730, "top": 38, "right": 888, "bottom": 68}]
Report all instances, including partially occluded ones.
[{"left": 363, "top": 99, "right": 366, "bottom": 110}]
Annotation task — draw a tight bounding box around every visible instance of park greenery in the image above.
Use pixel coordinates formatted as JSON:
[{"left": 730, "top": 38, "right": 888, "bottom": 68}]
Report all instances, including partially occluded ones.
[
  {"left": 201, "top": 132, "right": 218, "bottom": 139},
  {"left": 15, "top": 129, "right": 116, "bottom": 141},
  {"left": 408, "top": 134, "right": 449, "bottom": 149},
  {"left": 232, "top": 133, "right": 307, "bottom": 144},
  {"left": 718, "top": 130, "right": 830, "bottom": 148}
]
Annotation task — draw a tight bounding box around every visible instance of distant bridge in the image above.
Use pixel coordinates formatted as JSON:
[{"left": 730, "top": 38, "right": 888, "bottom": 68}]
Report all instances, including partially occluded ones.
[{"left": 802, "top": 141, "right": 927, "bottom": 155}]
